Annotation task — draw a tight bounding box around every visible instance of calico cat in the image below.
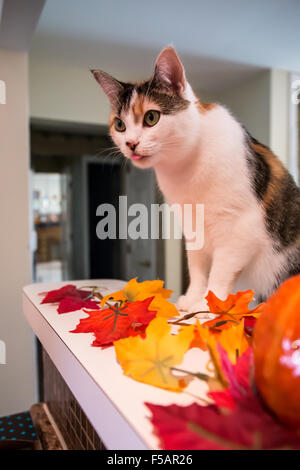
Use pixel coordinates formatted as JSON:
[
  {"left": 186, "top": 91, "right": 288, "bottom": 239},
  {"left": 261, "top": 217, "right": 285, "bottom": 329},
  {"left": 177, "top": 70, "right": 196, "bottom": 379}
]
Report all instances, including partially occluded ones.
[{"left": 92, "top": 46, "right": 300, "bottom": 313}]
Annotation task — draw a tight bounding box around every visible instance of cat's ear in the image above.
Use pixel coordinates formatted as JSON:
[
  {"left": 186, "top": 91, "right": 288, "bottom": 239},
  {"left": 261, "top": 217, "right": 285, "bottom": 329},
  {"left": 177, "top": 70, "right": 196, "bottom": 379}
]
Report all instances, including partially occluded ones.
[
  {"left": 91, "top": 70, "right": 123, "bottom": 108},
  {"left": 153, "top": 46, "right": 186, "bottom": 94}
]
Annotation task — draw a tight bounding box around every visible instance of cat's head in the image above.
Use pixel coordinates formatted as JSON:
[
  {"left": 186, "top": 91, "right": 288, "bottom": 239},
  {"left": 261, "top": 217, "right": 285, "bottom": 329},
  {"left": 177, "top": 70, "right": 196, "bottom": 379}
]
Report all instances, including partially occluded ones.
[{"left": 92, "top": 46, "right": 197, "bottom": 169}]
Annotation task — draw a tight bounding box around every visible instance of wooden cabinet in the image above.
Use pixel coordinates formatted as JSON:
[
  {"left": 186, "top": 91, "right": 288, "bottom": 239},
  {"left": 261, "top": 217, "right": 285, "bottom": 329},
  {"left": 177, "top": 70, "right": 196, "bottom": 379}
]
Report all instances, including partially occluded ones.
[{"left": 36, "top": 224, "right": 62, "bottom": 262}]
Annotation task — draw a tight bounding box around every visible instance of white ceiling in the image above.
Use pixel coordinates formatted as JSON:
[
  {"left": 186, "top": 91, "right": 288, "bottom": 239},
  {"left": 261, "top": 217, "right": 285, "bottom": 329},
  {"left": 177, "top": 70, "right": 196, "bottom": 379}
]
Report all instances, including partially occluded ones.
[{"left": 30, "top": 0, "right": 300, "bottom": 91}]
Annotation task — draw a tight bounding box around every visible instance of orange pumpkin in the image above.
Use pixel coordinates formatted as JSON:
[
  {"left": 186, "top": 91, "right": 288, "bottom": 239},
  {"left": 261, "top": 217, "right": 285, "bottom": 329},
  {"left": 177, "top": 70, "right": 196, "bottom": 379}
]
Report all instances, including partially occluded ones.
[{"left": 253, "top": 275, "right": 300, "bottom": 428}]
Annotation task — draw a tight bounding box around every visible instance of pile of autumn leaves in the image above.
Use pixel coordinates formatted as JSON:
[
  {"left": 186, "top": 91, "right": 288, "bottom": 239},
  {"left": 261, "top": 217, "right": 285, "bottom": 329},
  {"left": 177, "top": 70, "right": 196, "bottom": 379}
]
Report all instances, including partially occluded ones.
[
  {"left": 40, "top": 279, "right": 300, "bottom": 450},
  {"left": 41, "top": 278, "right": 260, "bottom": 390}
]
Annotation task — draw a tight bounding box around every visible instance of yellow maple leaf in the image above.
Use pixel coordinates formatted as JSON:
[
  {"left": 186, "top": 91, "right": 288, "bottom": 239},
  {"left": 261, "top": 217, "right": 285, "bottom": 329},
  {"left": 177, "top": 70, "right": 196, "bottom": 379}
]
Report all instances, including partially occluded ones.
[
  {"left": 216, "top": 320, "right": 249, "bottom": 362},
  {"left": 114, "top": 317, "right": 194, "bottom": 392},
  {"left": 147, "top": 295, "right": 179, "bottom": 319},
  {"left": 101, "top": 277, "right": 178, "bottom": 318}
]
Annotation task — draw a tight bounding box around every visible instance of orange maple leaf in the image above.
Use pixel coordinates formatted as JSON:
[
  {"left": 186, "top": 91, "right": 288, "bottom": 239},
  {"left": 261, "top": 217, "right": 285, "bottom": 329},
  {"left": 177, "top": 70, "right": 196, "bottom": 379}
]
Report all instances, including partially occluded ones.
[{"left": 203, "top": 290, "right": 264, "bottom": 332}]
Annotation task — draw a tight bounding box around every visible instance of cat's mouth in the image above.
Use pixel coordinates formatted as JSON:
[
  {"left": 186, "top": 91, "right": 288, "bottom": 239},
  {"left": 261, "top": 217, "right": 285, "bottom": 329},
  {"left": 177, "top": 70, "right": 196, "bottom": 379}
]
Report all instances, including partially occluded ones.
[{"left": 130, "top": 153, "right": 149, "bottom": 161}]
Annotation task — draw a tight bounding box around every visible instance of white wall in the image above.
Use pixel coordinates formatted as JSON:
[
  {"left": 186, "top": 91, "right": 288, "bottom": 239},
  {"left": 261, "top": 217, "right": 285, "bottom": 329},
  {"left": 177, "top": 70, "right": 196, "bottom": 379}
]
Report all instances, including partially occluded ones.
[
  {"left": 270, "top": 69, "right": 289, "bottom": 167},
  {"left": 30, "top": 59, "right": 110, "bottom": 125},
  {"left": 216, "top": 71, "right": 271, "bottom": 146},
  {"left": 217, "top": 69, "right": 290, "bottom": 167},
  {"left": 0, "top": 49, "right": 36, "bottom": 415}
]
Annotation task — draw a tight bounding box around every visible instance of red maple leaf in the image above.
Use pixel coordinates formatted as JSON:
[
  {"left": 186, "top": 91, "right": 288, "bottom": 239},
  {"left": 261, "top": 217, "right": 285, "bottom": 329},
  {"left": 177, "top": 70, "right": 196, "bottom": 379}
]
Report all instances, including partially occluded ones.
[
  {"left": 40, "top": 284, "right": 100, "bottom": 313},
  {"left": 208, "top": 346, "right": 253, "bottom": 411},
  {"left": 146, "top": 346, "right": 300, "bottom": 450},
  {"left": 70, "top": 297, "right": 157, "bottom": 347},
  {"left": 146, "top": 400, "right": 300, "bottom": 450},
  {"left": 92, "top": 323, "right": 147, "bottom": 347},
  {"left": 41, "top": 284, "right": 92, "bottom": 304},
  {"left": 244, "top": 316, "right": 257, "bottom": 336},
  {"left": 57, "top": 297, "right": 100, "bottom": 314}
]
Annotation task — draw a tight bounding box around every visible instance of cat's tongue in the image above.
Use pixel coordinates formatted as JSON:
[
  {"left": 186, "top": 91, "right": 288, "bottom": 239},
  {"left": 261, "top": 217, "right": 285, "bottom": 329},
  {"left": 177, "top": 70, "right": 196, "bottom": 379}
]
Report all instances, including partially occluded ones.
[{"left": 131, "top": 154, "right": 143, "bottom": 160}]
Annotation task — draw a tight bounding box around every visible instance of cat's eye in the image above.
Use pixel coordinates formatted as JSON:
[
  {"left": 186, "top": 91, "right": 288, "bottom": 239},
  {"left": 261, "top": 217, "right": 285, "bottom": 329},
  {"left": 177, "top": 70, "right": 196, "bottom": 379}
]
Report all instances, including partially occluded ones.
[
  {"left": 143, "top": 110, "right": 160, "bottom": 127},
  {"left": 114, "top": 117, "right": 126, "bottom": 132}
]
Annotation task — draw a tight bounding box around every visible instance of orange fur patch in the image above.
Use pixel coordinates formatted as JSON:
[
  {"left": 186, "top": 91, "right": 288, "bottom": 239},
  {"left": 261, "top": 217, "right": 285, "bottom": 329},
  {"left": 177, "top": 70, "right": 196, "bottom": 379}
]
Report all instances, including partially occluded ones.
[
  {"left": 196, "top": 101, "right": 217, "bottom": 114},
  {"left": 109, "top": 114, "right": 115, "bottom": 130},
  {"left": 132, "top": 95, "right": 145, "bottom": 123},
  {"left": 251, "top": 142, "right": 286, "bottom": 208}
]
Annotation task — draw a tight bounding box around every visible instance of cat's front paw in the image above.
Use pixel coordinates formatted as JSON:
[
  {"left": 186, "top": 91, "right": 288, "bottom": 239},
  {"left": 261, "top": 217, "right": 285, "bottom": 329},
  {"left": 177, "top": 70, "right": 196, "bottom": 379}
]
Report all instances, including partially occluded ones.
[
  {"left": 187, "top": 299, "right": 210, "bottom": 317},
  {"left": 176, "top": 294, "right": 191, "bottom": 312},
  {"left": 176, "top": 296, "right": 209, "bottom": 317},
  {"left": 176, "top": 295, "right": 210, "bottom": 318}
]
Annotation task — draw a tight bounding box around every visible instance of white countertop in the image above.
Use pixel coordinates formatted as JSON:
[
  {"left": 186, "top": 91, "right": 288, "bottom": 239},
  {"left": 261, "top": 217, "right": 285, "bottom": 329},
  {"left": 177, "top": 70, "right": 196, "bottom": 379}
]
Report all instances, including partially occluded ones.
[{"left": 23, "top": 279, "right": 210, "bottom": 450}]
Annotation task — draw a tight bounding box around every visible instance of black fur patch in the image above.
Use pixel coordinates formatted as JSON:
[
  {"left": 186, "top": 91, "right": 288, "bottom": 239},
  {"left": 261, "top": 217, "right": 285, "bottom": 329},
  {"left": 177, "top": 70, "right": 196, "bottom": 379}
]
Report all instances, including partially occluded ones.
[
  {"left": 265, "top": 172, "right": 300, "bottom": 248},
  {"left": 245, "top": 131, "right": 300, "bottom": 249},
  {"left": 117, "top": 82, "right": 135, "bottom": 115},
  {"left": 245, "top": 134, "right": 271, "bottom": 200}
]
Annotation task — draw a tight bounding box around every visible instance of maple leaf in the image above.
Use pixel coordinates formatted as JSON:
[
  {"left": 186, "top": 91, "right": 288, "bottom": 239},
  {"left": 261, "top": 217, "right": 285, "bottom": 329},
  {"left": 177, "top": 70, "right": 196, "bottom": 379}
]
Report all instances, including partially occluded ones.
[
  {"left": 123, "top": 278, "right": 173, "bottom": 302},
  {"left": 208, "top": 346, "right": 253, "bottom": 410},
  {"left": 146, "top": 400, "right": 300, "bottom": 450},
  {"left": 188, "top": 323, "right": 208, "bottom": 351},
  {"left": 186, "top": 320, "right": 250, "bottom": 386},
  {"left": 114, "top": 317, "right": 194, "bottom": 392},
  {"left": 41, "top": 284, "right": 92, "bottom": 304},
  {"left": 244, "top": 316, "right": 257, "bottom": 336},
  {"left": 101, "top": 277, "right": 178, "bottom": 318},
  {"left": 203, "top": 290, "right": 264, "bottom": 332},
  {"left": 92, "top": 326, "right": 146, "bottom": 348},
  {"left": 57, "top": 297, "right": 100, "bottom": 314},
  {"left": 146, "top": 347, "right": 300, "bottom": 450},
  {"left": 40, "top": 284, "right": 100, "bottom": 313},
  {"left": 70, "top": 297, "right": 156, "bottom": 347},
  {"left": 211, "top": 320, "right": 250, "bottom": 364}
]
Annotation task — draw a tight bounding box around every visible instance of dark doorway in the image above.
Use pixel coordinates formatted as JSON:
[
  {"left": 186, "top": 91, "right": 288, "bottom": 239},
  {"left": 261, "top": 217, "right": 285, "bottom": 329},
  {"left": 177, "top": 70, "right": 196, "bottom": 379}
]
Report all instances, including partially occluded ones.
[{"left": 87, "top": 160, "right": 122, "bottom": 279}]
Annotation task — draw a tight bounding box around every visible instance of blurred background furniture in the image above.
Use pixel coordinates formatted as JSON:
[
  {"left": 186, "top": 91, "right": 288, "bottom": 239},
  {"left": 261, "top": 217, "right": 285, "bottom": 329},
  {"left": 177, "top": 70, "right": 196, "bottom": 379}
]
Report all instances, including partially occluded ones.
[{"left": 0, "top": 405, "right": 63, "bottom": 450}]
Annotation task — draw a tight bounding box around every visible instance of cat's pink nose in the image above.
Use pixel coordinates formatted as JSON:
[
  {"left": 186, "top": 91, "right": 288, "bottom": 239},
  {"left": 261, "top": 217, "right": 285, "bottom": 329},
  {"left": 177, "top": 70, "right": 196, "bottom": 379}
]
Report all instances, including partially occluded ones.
[{"left": 126, "top": 140, "right": 139, "bottom": 151}]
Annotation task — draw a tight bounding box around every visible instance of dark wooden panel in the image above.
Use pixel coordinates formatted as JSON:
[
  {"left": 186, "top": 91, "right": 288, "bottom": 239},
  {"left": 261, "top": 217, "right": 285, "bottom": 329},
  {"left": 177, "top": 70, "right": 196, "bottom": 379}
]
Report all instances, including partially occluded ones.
[{"left": 42, "top": 348, "right": 105, "bottom": 450}]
